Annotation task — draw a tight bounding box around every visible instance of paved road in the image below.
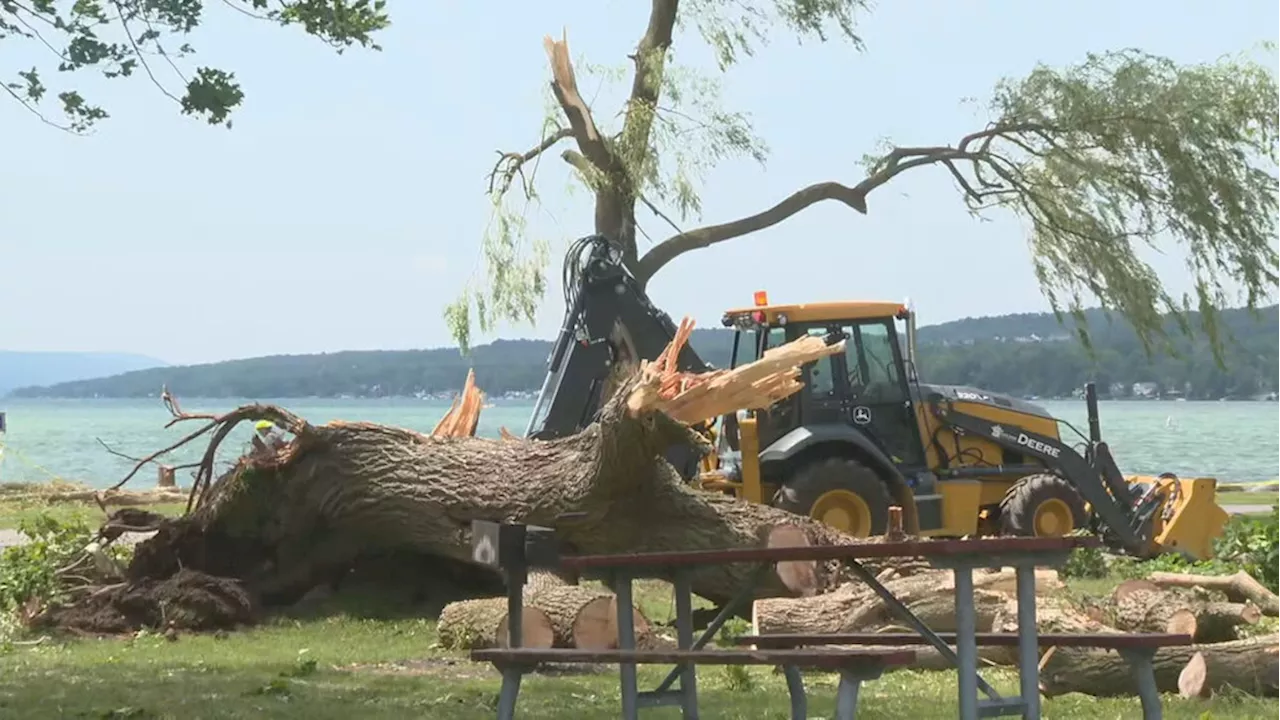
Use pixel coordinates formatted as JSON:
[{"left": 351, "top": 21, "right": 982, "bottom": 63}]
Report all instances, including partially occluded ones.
[
  {"left": 0, "top": 528, "right": 155, "bottom": 551},
  {"left": 1, "top": 505, "right": 1271, "bottom": 551}
]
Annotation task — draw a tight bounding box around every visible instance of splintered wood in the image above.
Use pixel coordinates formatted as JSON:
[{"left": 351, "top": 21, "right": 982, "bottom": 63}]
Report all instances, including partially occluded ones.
[
  {"left": 431, "top": 369, "right": 485, "bottom": 438},
  {"left": 628, "top": 317, "right": 843, "bottom": 424}
]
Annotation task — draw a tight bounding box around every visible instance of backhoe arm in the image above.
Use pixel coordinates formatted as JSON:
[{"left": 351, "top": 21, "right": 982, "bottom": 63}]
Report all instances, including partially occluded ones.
[
  {"left": 934, "top": 400, "right": 1159, "bottom": 556},
  {"left": 525, "top": 234, "right": 711, "bottom": 441}
]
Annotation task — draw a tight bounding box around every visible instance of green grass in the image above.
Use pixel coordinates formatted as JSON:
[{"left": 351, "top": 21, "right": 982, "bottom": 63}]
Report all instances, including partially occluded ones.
[
  {"left": 0, "top": 580, "right": 1273, "bottom": 719},
  {"left": 0, "top": 500, "right": 187, "bottom": 531}
]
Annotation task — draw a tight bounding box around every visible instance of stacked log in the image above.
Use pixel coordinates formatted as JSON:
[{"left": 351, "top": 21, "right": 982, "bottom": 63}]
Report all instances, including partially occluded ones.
[
  {"left": 745, "top": 519, "right": 1277, "bottom": 699},
  {"left": 437, "top": 572, "right": 655, "bottom": 652}
]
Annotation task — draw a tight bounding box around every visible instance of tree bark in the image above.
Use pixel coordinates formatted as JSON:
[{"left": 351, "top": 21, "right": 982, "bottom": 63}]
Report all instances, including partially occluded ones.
[
  {"left": 57, "top": 334, "right": 916, "bottom": 634},
  {"left": 1040, "top": 635, "right": 1279, "bottom": 698},
  {"left": 1146, "top": 571, "right": 1279, "bottom": 617},
  {"left": 436, "top": 597, "right": 556, "bottom": 650},
  {"left": 526, "top": 580, "right": 651, "bottom": 650},
  {"left": 1110, "top": 586, "right": 1261, "bottom": 642},
  {"left": 1179, "top": 638, "right": 1280, "bottom": 698},
  {"left": 751, "top": 568, "right": 1064, "bottom": 636}
]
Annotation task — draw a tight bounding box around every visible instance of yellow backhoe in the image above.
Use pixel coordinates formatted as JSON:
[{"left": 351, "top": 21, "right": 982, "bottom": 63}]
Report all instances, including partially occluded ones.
[{"left": 697, "top": 291, "right": 1229, "bottom": 560}]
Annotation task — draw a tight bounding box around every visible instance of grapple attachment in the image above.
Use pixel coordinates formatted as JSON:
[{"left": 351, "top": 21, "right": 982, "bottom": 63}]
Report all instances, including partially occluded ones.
[{"left": 1127, "top": 474, "right": 1230, "bottom": 561}]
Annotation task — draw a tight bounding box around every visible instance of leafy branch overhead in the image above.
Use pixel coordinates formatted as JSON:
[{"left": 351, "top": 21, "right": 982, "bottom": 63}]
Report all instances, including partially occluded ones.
[
  {"left": 456, "top": 0, "right": 1278, "bottom": 357},
  {"left": 1, "top": 0, "right": 389, "bottom": 132}
]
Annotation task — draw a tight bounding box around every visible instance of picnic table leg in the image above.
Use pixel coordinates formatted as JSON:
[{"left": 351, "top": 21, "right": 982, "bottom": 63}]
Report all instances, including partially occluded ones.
[
  {"left": 613, "top": 568, "right": 641, "bottom": 720},
  {"left": 845, "top": 561, "right": 1002, "bottom": 701},
  {"left": 672, "top": 568, "right": 700, "bottom": 719},
  {"left": 496, "top": 666, "right": 524, "bottom": 720},
  {"left": 781, "top": 666, "right": 808, "bottom": 720},
  {"left": 1119, "top": 649, "right": 1163, "bottom": 720},
  {"left": 1015, "top": 562, "right": 1042, "bottom": 719},
  {"left": 953, "top": 564, "right": 980, "bottom": 720},
  {"left": 833, "top": 664, "right": 889, "bottom": 720},
  {"left": 654, "top": 562, "right": 771, "bottom": 694}
]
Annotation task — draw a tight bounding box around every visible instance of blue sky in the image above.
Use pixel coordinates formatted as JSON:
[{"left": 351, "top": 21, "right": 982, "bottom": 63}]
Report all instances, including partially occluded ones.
[{"left": 1, "top": 1, "right": 1276, "bottom": 365}]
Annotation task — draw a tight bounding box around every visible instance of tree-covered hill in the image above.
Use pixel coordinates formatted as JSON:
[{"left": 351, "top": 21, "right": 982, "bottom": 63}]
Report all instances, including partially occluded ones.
[{"left": 8, "top": 307, "right": 1276, "bottom": 401}]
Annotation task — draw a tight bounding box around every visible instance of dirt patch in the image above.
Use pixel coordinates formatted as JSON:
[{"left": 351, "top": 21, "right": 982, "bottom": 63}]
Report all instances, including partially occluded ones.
[{"left": 41, "top": 568, "right": 257, "bottom": 634}]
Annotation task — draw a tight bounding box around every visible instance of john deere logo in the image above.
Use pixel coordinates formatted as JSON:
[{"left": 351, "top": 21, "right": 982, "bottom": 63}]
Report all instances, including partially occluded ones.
[{"left": 853, "top": 407, "right": 871, "bottom": 425}]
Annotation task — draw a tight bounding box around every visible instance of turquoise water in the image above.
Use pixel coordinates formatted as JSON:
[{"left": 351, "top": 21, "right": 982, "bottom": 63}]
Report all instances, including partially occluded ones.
[{"left": 0, "top": 398, "right": 1276, "bottom": 489}]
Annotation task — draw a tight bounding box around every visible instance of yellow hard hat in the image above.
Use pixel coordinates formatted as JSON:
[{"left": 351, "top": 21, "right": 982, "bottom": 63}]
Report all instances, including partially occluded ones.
[{"left": 254, "top": 420, "right": 274, "bottom": 432}]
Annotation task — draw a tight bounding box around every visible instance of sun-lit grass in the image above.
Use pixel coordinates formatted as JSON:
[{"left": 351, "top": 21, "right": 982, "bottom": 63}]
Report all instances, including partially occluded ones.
[
  {"left": 0, "top": 499, "right": 187, "bottom": 531},
  {"left": 0, "top": 580, "right": 1274, "bottom": 719}
]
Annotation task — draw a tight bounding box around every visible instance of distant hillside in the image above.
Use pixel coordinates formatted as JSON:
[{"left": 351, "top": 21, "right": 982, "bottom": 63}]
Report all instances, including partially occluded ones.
[
  {"left": 920, "top": 305, "right": 1278, "bottom": 400},
  {"left": 0, "top": 351, "right": 166, "bottom": 395},
  {"left": 3, "top": 330, "right": 734, "bottom": 401},
  {"left": 9, "top": 306, "right": 1277, "bottom": 401}
]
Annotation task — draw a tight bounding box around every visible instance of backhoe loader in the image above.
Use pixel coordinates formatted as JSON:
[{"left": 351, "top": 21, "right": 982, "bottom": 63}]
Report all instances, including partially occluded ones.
[{"left": 526, "top": 234, "right": 1230, "bottom": 560}]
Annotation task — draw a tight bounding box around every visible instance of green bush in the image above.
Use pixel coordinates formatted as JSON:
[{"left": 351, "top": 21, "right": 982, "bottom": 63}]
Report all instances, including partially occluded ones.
[
  {"left": 1066, "top": 511, "right": 1280, "bottom": 591},
  {"left": 0, "top": 513, "right": 131, "bottom": 628}
]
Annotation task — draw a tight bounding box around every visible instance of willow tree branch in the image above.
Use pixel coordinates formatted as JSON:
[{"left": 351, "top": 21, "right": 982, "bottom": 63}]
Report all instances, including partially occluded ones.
[
  {"left": 633, "top": 145, "right": 971, "bottom": 283},
  {"left": 487, "top": 127, "right": 573, "bottom": 196}
]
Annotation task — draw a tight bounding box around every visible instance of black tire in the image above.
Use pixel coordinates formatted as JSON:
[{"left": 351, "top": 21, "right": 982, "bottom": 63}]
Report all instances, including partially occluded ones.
[
  {"left": 772, "top": 456, "right": 894, "bottom": 537},
  {"left": 999, "top": 473, "right": 1088, "bottom": 537}
]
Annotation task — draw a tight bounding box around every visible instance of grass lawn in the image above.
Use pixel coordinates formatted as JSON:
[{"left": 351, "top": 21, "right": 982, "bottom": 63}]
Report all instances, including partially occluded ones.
[
  {"left": 1, "top": 580, "right": 1274, "bottom": 720},
  {"left": 0, "top": 499, "right": 188, "bottom": 531}
]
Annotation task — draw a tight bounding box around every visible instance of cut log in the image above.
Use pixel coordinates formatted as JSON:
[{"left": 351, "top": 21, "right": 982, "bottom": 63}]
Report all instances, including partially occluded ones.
[
  {"left": 766, "top": 525, "right": 819, "bottom": 596},
  {"left": 751, "top": 568, "right": 1064, "bottom": 636},
  {"left": 1111, "top": 587, "right": 1263, "bottom": 642},
  {"left": 526, "top": 582, "right": 651, "bottom": 650},
  {"left": 1146, "top": 571, "right": 1279, "bottom": 617},
  {"left": 1110, "top": 578, "right": 1160, "bottom": 603},
  {"left": 1041, "top": 635, "right": 1279, "bottom": 698},
  {"left": 436, "top": 597, "right": 555, "bottom": 650}
]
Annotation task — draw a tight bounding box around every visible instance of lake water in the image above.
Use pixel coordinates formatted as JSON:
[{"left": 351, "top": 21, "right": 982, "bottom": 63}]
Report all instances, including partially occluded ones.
[{"left": 0, "top": 398, "right": 1276, "bottom": 489}]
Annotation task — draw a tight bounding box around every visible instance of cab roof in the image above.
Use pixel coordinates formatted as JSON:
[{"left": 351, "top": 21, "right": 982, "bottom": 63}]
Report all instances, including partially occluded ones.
[{"left": 722, "top": 301, "right": 908, "bottom": 325}]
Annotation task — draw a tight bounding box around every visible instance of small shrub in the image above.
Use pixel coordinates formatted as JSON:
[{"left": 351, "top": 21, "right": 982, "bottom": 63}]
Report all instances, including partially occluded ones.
[
  {"left": 1061, "top": 546, "right": 1110, "bottom": 579},
  {"left": 0, "top": 512, "right": 130, "bottom": 639},
  {"left": 716, "top": 617, "right": 755, "bottom": 691}
]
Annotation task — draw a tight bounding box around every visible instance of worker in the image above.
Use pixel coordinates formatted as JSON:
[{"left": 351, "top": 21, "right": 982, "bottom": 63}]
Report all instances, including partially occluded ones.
[{"left": 251, "top": 420, "right": 287, "bottom": 456}]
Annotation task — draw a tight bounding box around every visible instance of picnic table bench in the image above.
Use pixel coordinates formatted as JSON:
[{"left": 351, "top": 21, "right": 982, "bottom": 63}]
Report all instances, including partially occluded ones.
[
  {"left": 466, "top": 519, "right": 1161, "bottom": 719},
  {"left": 731, "top": 632, "right": 1193, "bottom": 720}
]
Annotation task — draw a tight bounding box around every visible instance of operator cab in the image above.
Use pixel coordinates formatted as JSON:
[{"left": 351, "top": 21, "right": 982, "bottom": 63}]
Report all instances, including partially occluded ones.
[{"left": 718, "top": 291, "right": 928, "bottom": 474}]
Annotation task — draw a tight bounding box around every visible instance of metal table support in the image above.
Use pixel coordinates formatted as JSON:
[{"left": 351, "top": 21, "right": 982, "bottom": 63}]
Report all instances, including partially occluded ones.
[
  {"left": 1119, "top": 648, "right": 1163, "bottom": 720},
  {"left": 929, "top": 550, "right": 1071, "bottom": 720},
  {"left": 613, "top": 564, "right": 871, "bottom": 720}
]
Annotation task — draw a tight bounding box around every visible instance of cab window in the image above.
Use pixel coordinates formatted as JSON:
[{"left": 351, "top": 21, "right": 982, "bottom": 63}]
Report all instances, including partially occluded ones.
[
  {"left": 844, "top": 321, "right": 902, "bottom": 400},
  {"left": 803, "top": 327, "right": 836, "bottom": 396}
]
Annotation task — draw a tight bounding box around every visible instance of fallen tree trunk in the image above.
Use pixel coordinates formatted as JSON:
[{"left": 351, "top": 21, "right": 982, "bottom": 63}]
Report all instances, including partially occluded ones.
[
  {"left": 436, "top": 597, "right": 556, "bottom": 650},
  {"left": 1145, "top": 571, "right": 1279, "bottom": 617},
  {"left": 1040, "top": 635, "right": 1279, "bottom": 698},
  {"left": 50, "top": 329, "right": 929, "bottom": 634}
]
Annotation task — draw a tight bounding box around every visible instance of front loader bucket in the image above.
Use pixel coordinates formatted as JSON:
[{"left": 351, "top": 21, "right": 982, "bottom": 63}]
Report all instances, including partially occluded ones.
[{"left": 1142, "top": 476, "right": 1230, "bottom": 561}]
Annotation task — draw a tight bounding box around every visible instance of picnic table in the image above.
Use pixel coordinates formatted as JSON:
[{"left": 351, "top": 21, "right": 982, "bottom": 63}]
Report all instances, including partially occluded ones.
[{"left": 469, "top": 521, "right": 1177, "bottom": 719}]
